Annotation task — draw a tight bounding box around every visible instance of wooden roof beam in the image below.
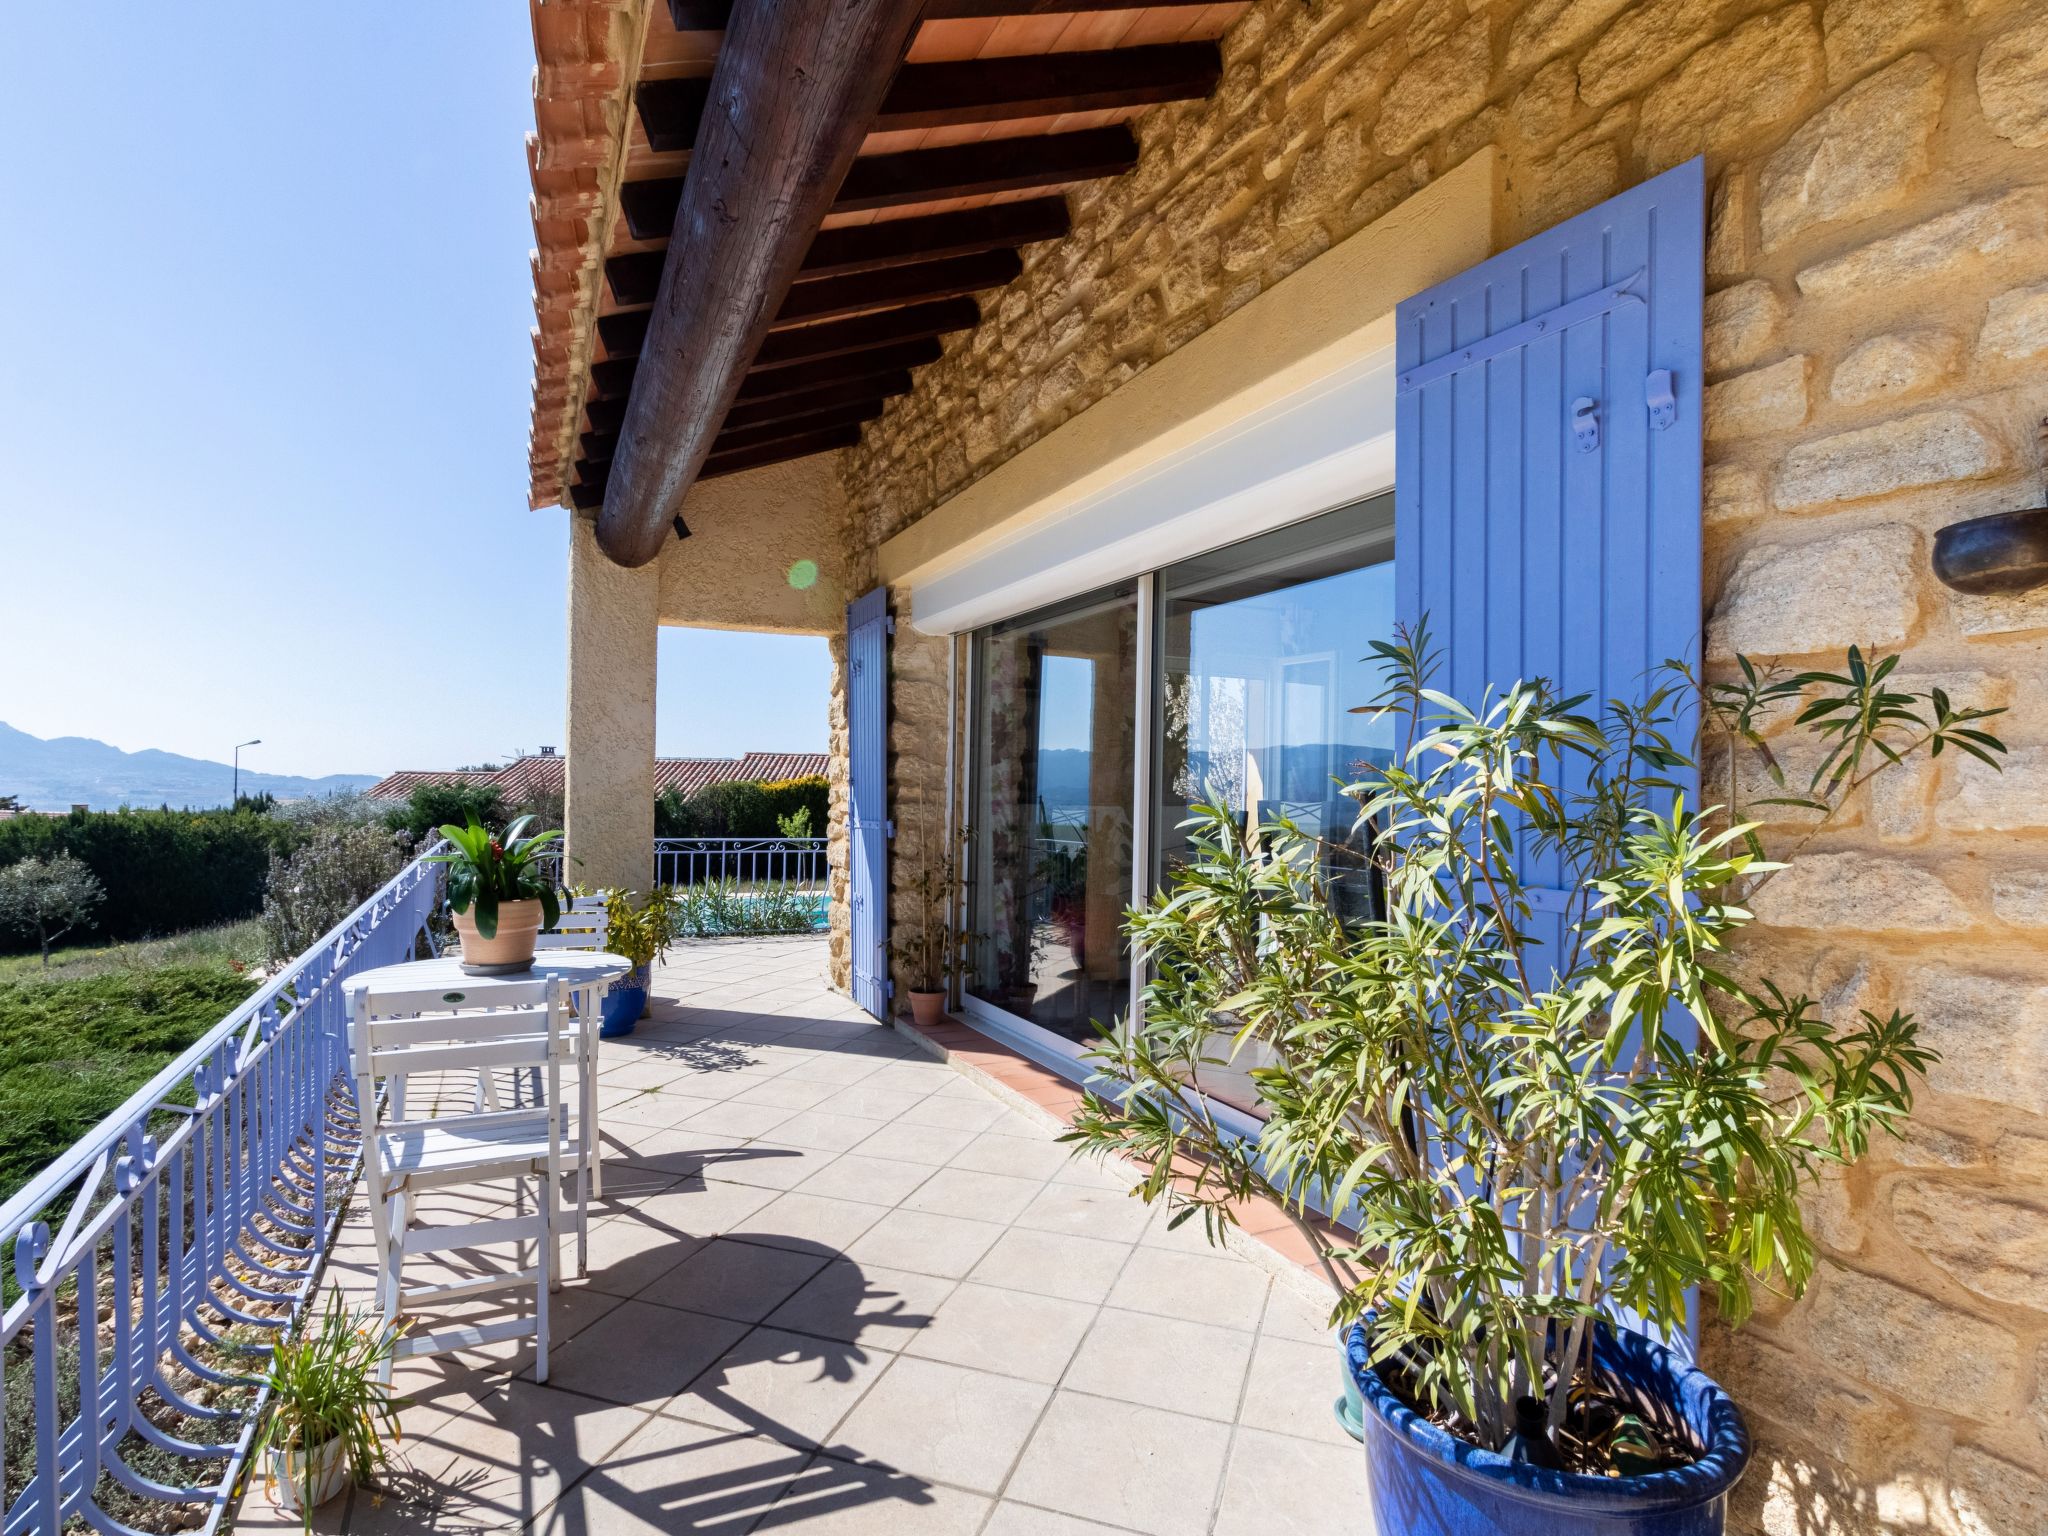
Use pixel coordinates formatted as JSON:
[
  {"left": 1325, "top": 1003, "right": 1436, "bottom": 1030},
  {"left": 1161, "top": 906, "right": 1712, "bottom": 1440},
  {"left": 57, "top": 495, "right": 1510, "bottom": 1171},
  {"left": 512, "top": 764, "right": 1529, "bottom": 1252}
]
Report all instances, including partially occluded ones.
[
  {"left": 710, "top": 399, "right": 885, "bottom": 456},
  {"left": 752, "top": 297, "right": 980, "bottom": 368},
  {"left": 597, "top": 0, "right": 928, "bottom": 566},
  {"left": 636, "top": 45, "right": 1219, "bottom": 152},
  {"left": 774, "top": 248, "right": 1023, "bottom": 328}
]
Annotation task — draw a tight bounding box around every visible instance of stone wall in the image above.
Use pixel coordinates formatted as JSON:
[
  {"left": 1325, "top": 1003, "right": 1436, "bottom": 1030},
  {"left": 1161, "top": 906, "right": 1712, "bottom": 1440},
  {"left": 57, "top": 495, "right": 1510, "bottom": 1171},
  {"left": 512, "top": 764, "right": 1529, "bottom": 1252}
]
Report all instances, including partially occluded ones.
[{"left": 836, "top": 0, "right": 2048, "bottom": 1529}]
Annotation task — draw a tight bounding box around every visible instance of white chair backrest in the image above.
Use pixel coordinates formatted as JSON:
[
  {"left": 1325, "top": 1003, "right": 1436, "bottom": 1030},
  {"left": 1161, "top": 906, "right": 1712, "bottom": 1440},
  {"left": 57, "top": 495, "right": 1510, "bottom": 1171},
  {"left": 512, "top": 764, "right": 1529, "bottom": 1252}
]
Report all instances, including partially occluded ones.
[
  {"left": 351, "top": 977, "right": 571, "bottom": 1122},
  {"left": 535, "top": 903, "right": 609, "bottom": 952}
]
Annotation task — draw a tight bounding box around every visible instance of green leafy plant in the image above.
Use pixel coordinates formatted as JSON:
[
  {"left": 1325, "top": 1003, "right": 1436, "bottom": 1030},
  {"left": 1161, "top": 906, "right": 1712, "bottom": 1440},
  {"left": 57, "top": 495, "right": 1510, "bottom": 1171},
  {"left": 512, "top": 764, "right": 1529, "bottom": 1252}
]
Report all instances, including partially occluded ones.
[
  {"left": 604, "top": 887, "right": 677, "bottom": 968},
  {"left": 671, "top": 879, "right": 821, "bottom": 936},
  {"left": 249, "top": 1293, "right": 407, "bottom": 1526},
  {"left": 1064, "top": 626, "right": 2006, "bottom": 1470},
  {"left": 426, "top": 814, "right": 560, "bottom": 937},
  {"left": 776, "top": 805, "right": 815, "bottom": 840}
]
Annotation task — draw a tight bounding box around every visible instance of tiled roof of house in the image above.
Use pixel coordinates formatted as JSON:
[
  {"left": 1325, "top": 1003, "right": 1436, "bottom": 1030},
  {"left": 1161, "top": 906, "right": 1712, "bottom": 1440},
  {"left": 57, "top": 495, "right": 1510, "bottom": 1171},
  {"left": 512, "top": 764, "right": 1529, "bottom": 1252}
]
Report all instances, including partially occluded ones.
[{"left": 366, "top": 751, "right": 828, "bottom": 802}]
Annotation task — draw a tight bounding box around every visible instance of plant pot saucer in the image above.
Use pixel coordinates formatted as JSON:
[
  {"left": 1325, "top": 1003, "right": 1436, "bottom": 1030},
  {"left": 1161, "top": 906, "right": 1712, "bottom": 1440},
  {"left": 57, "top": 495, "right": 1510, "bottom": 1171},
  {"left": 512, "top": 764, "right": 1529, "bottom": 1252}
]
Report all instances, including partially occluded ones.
[{"left": 459, "top": 958, "right": 538, "bottom": 977}]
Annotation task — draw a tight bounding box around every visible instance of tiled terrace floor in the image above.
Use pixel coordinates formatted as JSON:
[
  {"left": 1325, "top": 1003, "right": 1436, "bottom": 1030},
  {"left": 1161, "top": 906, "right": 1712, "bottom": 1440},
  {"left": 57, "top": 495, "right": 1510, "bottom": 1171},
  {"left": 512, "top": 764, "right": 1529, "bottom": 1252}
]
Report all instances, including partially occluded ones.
[{"left": 265, "top": 935, "right": 1368, "bottom": 1535}]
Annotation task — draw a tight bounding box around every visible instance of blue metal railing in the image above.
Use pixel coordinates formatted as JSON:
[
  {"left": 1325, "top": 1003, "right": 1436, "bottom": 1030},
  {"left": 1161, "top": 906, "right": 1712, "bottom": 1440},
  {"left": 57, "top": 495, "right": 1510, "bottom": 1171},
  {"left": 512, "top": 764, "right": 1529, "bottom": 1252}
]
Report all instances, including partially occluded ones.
[
  {"left": 0, "top": 847, "right": 447, "bottom": 1536},
  {"left": 654, "top": 836, "right": 826, "bottom": 891}
]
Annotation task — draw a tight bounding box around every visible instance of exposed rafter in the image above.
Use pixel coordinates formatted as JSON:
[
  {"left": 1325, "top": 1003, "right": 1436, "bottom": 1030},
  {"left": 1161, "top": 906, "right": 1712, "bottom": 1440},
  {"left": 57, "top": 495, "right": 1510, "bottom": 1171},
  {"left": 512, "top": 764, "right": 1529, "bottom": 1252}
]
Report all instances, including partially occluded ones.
[
  {"left": 667, "top": 0, "right": 1223, "bottom": 29},
  {"left": 734, "top": 338, "right": 944, "bottom": 401},
  {"left": 636, "top": 45, "right": 1218, "bottom": 152}
]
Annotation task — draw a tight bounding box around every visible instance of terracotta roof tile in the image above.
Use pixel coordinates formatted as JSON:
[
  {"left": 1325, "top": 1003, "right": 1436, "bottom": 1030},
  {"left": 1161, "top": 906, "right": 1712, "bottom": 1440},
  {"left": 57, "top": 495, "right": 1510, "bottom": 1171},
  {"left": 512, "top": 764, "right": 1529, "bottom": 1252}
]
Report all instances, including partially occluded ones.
[{"left": 367, "top": 752, "right": 829, "bottom": 803}]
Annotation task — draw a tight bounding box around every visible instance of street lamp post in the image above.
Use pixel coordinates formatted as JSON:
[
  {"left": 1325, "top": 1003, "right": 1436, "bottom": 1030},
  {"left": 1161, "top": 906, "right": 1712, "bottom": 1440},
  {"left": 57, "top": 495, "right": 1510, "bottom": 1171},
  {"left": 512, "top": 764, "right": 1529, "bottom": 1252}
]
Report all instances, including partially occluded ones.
[{"left": 233, "top": 739, "right": 261, "bottom": 806}]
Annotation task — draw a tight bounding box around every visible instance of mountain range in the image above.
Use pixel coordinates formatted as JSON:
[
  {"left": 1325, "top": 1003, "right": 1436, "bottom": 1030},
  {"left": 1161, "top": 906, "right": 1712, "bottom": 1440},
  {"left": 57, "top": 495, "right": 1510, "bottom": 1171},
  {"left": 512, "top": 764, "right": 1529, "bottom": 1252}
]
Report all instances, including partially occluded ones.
[{"left": 0, "top": 723, "right": 379, "bottom": 811}]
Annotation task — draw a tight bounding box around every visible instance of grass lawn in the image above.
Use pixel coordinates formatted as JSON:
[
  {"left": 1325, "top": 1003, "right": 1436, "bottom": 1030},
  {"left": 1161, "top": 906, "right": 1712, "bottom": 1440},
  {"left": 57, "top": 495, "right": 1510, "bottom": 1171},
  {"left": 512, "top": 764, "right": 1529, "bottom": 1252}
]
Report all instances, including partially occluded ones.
[{"left": 0, "top": 921, "right": 262, "bottom": 1206}]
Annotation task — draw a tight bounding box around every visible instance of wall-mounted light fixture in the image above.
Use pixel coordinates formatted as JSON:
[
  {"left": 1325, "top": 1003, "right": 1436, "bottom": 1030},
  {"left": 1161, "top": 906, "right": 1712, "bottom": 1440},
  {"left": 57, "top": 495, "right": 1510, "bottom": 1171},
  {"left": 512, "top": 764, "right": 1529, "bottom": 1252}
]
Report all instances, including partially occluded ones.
[{"left": 1933, "top": 417, "right": 2048, "bottom": 596}]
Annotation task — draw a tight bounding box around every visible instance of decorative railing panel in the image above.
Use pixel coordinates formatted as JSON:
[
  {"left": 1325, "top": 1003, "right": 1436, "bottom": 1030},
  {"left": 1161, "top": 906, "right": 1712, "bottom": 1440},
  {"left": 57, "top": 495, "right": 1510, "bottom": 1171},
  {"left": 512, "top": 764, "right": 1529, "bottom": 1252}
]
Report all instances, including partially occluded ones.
[
  {"left": 653, "top": 837, "right": 826, "bottom": 893},
  {"left": 0, "top": 849, "right": 445, "bottom": 1536}
]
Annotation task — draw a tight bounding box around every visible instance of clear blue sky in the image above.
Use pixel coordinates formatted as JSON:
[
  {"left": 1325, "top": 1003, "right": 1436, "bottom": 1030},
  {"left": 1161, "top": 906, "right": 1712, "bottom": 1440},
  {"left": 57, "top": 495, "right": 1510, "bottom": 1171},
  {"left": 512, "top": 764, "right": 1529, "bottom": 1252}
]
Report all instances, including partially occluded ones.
[{"left": 0, "top": 7, "right": 828, "bottom": 780}]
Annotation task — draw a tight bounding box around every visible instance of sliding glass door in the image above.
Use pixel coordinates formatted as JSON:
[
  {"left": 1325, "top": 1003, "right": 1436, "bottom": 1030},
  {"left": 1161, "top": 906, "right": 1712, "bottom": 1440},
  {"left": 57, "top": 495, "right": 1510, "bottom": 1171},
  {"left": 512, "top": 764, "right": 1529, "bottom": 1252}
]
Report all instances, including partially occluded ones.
[
  {"left": 961, "top": 496, "right": 1395, "bottom": 1083},
  {"left": 967, "top": 582, "right": 1138, "bottom": 1045}
]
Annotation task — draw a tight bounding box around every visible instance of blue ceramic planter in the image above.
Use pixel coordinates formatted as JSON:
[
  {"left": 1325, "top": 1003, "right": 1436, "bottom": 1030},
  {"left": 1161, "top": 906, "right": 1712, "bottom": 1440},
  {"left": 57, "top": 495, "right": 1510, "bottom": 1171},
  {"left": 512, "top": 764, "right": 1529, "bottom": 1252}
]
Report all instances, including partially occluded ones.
[
  {"left": 1344, "top": 1318, "right": 1750, "bottom": 1536},
  {"left": 599, "top": 967, "right": 649, "bottom": 1038}
]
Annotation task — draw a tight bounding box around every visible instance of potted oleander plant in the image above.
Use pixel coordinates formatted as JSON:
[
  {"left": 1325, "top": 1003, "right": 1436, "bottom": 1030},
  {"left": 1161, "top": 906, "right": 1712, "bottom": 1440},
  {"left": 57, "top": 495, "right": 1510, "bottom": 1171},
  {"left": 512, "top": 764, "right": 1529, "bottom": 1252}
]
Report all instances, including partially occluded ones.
[
  {"left": 428, "top": 813, "right": 561, "bottom": 974},
  {"left": 251, "top": 1294, "right": 406, "bottom": 1526},
  {"left": 1065, "top": 629, "right": 2007, "bottom": 1536},
  {"left": 600, "top": 886, "right": 676, "bottom": 1036}
]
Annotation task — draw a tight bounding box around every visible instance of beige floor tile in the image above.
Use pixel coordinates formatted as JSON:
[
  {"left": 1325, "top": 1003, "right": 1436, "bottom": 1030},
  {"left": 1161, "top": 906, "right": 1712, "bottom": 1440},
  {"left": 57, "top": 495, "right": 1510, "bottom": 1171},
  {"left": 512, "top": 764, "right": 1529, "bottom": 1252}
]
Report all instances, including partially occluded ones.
[
  {"left": 756, "top": 1460, "right": 991, "bottom": 1533},
  {"left": 1013, "top": 1183, "right": 1152, "bottom": 1244},
  {"left": 966, "top": 1227, "right": 1133, "bottom": 1305},
  {"left": 846, "top": 1122, "right": 979, "bottom": 1167},
  {"left": 1003, "top": 1391, "right": 1232, "bottom": 1536},
  {"left": 763, "top": 1110, "right": 889, "bottom": 1153},
  {"left": 1260, "top": 1290, "right": 1341, "bottom": 1343},
  {"left": 696, "top": 1140, "right": 835, "bottom": 1192},
  {"left": 981, "top": 1505, "right": 1143, "bottom": 1536},
  {"left": 635, "top": 1236, "right": 833, "bottom": 1323},
  {"left": 846, "top": 1208, "right": 1008, "bottom": 1280},
  {"left": 1063, "top": 1308, "right": 1256, "bottom": 1422},
  {"left": 1212, "top": 1425, "right": 1373, "bottom": 1535},
  {"left": 631, "top": 1176, "right": 778, "bottom": 1238},
  {"left": 535, "top": 1416, "right": 807, "bottom": 1536},
  {"left": 533, "top": 1298, "right": 750, "bottom": 1405},
  {"left": 732, "top": 1190, "right": 892, "bottom": 1254},
  {"left": 664, "top": 1324, "right": 897, "bottom": 1448},
  {"left": 793, "top": 1153, "right": 936, "bottom": 1206},
  {"left": 949, "top": 1133, "right": 1079, "bottom": 1183},
  {"left": 1239, "top": 1332, "right": 1356, "bottom": 1446},
  {"left": 766, "top": 1260, "right": 956, "bottom": 1350},
  {"left": 1106, "top": 1245, "right": 1272, "bottom": 1333},
  {"left": 678, "top": 1099, "right": 796, "bottom": 1141},
  {"left": 808, "top": 1083, "right": 931, "bottom": 1120},
  {"left": 900, "top": 1281, "right": 1097, "bottom": 1384},
  {"left": 354, "top": 1378, "right": 648, "bottom": 1534},
  {"left": 900, "top": 1167, "right": 1046, "bottom": 1224},
  {"left": 579, "top": 1215, "right": 704, "bottom": 1298},
  {"left": 730, "top": 1076, "right": 842, "bottom": 1110},
  {"left": 824, "top": 1355, "right": 1051, "bottom": 1494}
]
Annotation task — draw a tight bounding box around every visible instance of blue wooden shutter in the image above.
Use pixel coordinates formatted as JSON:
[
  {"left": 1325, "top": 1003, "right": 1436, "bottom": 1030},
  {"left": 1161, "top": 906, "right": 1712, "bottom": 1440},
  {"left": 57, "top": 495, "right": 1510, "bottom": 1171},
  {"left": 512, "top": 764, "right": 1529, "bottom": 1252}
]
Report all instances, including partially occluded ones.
[
  {"left": 1395, "top": 156, "right": 1705, "bottom": 955},
  {"left": 846, "top": 587, "right": 893, "bottom": 1019}
]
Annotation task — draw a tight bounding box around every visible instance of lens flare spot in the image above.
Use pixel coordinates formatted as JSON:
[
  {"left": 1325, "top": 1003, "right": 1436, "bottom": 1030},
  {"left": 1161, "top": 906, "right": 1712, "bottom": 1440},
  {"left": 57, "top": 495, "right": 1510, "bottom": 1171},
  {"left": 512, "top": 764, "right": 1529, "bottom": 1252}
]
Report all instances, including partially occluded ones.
[{"left": 787, "top": 559, "right": 820, "bottom": 590}]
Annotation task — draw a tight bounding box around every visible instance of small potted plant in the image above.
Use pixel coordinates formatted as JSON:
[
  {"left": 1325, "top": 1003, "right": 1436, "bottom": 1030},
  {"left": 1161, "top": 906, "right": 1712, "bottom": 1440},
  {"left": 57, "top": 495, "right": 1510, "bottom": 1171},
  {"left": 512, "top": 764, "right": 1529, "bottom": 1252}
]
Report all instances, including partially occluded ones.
[
  {"left": 428, "top": 813, "right": 561, "bottom": 974},
  {"left": 1065, "top": 630, "right": 2008, "bottom": 1536},
  {"left": 251, "top": 1293, "right": 407, "bottom": 1526},
  {"left": 893, "top": 817, "right": 970, "bottom": 1028},
  {"left": 600, "top": 887, "right": 676, "bottom": 1036}
]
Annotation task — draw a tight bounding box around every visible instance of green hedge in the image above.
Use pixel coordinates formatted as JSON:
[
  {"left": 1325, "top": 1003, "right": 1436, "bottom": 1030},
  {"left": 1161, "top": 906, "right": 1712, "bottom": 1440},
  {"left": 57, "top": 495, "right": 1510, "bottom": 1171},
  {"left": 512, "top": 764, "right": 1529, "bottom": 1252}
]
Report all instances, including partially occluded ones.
[
  {"left": 0, "top": 808, "right": 301, "bottom": 950},
  {"left": 656, "top": 775, "right": 829, "bottom": 840}
]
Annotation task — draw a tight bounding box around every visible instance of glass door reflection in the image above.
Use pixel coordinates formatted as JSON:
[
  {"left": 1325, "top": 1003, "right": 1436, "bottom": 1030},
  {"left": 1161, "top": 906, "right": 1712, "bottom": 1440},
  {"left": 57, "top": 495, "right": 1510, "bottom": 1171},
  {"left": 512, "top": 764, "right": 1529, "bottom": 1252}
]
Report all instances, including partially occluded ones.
[{"left": 969, "top": 583, "right": 1138, "bottom": 1044}]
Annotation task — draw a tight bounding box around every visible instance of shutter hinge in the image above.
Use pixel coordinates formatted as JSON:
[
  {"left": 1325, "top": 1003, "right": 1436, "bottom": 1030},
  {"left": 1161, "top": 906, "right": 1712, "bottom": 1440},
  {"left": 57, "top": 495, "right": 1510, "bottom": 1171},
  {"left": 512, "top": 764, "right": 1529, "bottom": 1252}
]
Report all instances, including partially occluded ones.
[
  {"left": 885, "top": 978, "right": 896, "bottom": 999},
  {"left": 886, "top": 616, "right": 896, "bottom": 635},
  {"left": 885, "top": 819, "right": 896, "bottom": 839},
  {"left": 1645, "top": 369, "right": 1676, "bottom": 430},
  {"left": 1572, "top": 397, "right": 1600, "bottom": 453}
]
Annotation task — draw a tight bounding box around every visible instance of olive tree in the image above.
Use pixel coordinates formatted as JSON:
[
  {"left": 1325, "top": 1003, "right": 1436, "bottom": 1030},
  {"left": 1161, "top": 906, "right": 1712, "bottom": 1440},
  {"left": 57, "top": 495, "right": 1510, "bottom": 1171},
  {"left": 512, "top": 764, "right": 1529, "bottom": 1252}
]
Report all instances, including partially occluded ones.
[{"left": 0, "top": 852, "right": 106, "bottom": 965}]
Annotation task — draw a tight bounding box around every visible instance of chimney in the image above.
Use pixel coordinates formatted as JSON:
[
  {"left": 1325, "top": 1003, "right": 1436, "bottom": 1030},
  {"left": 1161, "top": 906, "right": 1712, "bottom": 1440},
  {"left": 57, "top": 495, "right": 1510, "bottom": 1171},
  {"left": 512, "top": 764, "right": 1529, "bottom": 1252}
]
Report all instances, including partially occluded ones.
[{"left": 539, "top": 745, "right": 556, "bottom": 757}]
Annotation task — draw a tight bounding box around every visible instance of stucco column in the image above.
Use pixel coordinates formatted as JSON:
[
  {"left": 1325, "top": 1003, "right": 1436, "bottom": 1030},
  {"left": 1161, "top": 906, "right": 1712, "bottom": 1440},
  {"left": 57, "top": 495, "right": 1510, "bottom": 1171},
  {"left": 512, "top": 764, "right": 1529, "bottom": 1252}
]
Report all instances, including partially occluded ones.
[{"left": 565, "top": 514, "right": 658, "bottom": 894}]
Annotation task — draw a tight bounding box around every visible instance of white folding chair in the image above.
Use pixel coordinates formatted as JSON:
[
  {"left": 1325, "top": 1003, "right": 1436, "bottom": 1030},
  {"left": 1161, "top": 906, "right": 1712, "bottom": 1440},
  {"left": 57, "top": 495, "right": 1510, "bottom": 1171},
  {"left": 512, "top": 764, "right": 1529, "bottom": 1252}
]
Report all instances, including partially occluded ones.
[
  {"left": 349, "top": 976, "right": 579, "bottom": 1383},
  {"left": 534, "top": 893, "right": 616, "bottom": 1208}
]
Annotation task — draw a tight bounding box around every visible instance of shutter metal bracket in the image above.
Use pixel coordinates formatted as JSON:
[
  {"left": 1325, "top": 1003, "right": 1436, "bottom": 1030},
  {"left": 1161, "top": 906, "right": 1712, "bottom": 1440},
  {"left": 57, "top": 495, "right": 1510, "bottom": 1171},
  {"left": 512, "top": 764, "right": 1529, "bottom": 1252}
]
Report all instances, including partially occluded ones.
[
  {"left": 1397, "top": 267, "right": 1647, "bottom": 396},
  {"left": 1646, "top": 368, "right": 1676, "bottom": 430},
  {"left": 1572, "top": 397, "right": 1600, "bottom": 453},
  {"left": 885, "top": 819, "right": 896, "bottom": 839}
]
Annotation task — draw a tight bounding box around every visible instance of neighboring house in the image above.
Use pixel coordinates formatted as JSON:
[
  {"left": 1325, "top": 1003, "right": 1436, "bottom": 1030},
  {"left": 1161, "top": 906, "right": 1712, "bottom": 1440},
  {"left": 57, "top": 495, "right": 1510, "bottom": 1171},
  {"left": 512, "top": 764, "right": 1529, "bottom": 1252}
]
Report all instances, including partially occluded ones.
[
  {"left": 366, "top": 749, "right": 828, "bottom": 802},
  {"left": 523, "top": 3, "right": 2048, "bottom": 1532}
]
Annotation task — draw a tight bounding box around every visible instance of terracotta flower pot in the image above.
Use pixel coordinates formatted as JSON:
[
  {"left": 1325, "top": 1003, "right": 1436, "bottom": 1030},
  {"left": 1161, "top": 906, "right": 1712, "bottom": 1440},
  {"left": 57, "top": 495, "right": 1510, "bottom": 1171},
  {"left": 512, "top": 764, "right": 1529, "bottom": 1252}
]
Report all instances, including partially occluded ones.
[
  {"left": 908, "top": 989, "right": 947, "bottom": 1028},
  {"left": 452, "top": 898, "right": 544, "bottom": 973}
]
